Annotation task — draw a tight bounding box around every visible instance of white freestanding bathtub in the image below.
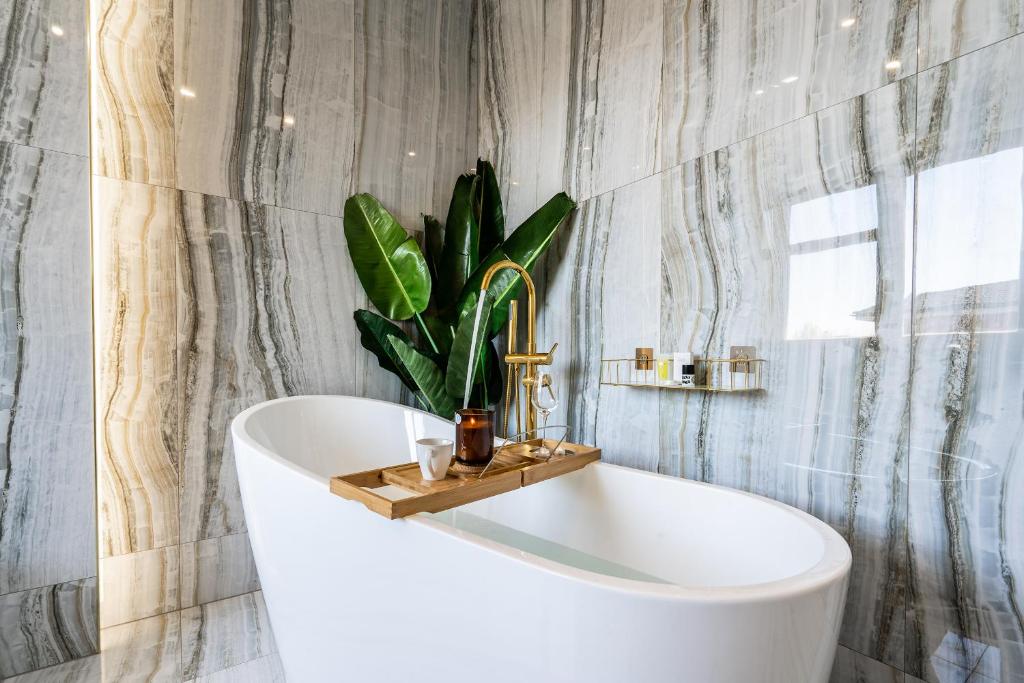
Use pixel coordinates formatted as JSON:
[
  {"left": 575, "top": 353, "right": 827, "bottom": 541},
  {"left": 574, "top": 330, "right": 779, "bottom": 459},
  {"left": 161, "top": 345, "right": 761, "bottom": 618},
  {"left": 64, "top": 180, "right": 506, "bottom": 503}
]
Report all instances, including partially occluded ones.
[{"left": 232, "top": 396, "right": 851, "bottom": 683}]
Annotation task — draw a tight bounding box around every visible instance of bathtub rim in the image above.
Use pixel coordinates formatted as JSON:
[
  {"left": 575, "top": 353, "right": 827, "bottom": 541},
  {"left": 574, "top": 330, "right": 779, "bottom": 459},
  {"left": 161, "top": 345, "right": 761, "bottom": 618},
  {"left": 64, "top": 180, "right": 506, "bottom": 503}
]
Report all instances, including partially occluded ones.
[{"left": 232, "top": 395, "right": 851, "bottom": 604}]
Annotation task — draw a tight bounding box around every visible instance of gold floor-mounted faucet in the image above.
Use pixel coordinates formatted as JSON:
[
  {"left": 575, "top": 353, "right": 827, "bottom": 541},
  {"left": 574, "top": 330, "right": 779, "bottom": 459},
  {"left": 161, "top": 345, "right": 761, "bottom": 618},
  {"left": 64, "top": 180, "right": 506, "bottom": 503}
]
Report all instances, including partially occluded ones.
[{"left": 479, "top": 260, "right": 557, "bottom": 439}]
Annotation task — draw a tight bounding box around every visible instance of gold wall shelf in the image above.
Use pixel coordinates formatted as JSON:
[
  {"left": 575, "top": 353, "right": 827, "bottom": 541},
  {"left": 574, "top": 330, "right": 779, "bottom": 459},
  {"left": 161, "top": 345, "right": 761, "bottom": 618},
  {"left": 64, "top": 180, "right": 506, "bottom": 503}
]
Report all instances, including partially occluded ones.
[{"left": 599, "top": 356, "right": 766, "bottom": 393}]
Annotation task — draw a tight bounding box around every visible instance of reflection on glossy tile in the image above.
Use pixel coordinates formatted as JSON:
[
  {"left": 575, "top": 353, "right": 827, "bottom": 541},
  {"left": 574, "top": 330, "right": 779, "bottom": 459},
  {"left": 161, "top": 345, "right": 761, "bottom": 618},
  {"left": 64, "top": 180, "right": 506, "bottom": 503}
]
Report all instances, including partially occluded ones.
[
  {"left": 831, "top": 644, "right": 904, "bottom": 683},
  {"left": 99, "top": 546, "right": 179, "bottom": 628},
  {"left": 91, "top": 0, "right": 175, "bottom": 185},
  {"left": 181, "top": 591, "right": 276, "bottom": 680},
  {"left": 180, "top": 533, "right": 260, "bottom": 608},
  {"left": 354, "top": 0, "right": 479, "bottom": 230},
  {"left": 919, "top": 0, "right": 1024, "bottom": 69},
  {"left": 907, "top": 33, "right": 1024, "bottom": 682},
  {"left": 94, "top": 177, "right": 179, "bottom": 557},
  {"left": 100, "top": 611, "right": 181, "bottom": 681},
  {"left": 2, "top": 654, "right": 101, "bottom": 683},
  {"left": 0, "top": 142, "right": 93, "bottom": 593},
  {"left": 177, "top": 194, "right": 361, "bottom": 543},
  {"left": 0, "top": 578, "right": 98, "bottom": 678},
  {"left": 0, "top": 0, "right": 88, "bottom": 155}
]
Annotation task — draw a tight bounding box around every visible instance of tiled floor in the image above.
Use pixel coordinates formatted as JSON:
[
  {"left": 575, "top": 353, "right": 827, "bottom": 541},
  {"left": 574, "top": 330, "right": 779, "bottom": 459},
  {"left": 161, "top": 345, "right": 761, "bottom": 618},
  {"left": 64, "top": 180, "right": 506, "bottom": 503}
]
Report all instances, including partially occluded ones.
[{"left": 4, "top": 592, "right": 283, "bottom": 682}]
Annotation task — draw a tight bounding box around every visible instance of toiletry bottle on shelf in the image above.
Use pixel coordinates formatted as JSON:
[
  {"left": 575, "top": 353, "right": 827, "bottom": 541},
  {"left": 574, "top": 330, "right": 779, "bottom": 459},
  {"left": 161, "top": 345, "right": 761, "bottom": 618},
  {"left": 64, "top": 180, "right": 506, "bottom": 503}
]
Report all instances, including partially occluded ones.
[
  {"left": 679, "top": 353, "right": 696, "bottom": 387},
  {"left": 656, "top": 354, "right": 673, "bottom": 386}
]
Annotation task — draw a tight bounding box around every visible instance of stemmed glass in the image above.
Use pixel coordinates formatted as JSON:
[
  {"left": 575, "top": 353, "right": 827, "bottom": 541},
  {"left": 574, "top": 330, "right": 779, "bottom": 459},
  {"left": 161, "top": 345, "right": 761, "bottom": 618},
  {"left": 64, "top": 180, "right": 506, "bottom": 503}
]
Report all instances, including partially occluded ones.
[{"left": 531, "top": 371, "right": 558, "bottom": 458}]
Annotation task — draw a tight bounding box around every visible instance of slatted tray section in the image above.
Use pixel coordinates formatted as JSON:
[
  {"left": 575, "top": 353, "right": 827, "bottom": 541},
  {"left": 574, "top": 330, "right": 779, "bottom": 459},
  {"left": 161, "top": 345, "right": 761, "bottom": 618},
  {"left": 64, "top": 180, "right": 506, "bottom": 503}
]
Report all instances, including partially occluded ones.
[{"left": 329, "top": 439, "right": 600, "bottom": 519}]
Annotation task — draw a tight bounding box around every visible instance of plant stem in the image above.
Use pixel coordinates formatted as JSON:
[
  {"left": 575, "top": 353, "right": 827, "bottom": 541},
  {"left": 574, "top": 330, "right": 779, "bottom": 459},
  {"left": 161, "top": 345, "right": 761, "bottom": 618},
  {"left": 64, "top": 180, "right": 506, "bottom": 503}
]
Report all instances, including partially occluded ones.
[{"left": 414, "top": 313, "right": 440, "bottom": 354}]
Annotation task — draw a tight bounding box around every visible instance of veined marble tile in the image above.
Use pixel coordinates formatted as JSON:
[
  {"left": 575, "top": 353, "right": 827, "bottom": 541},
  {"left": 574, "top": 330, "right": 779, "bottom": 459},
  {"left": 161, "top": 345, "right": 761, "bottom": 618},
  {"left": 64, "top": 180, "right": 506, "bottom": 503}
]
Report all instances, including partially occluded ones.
[
  {"left": 353, "top": 0, "right": 479, "bottom": 230},
  {"left": 0, "top": 0, "right": 88, "bottom": 156},
  {"left": 0, "top": 142, "right": 93, "bottom": 594},
  {"left": 174, "top": 0, "right": 357, "bottom": 217},
  {"left": 2, "top": 654, "right": 101, "bottom": 682},
  {"left": 478, "top": 0, "right": 572, "bottom": 228},
  {"left": 192, "top": 653, "right": 285, "bottom": 683},
  {"left": 919, "top": 0, "right": 1024, "bottom": 70},
  {"left": 659, "top": 0, "right": 917, "bottom": 171},
  {"left": 91, "top": 0, "right": 175, "bottom": 186},
  {"left": 181, "top": 591, "right": 277, "bottom": 680},
  {"left": 907, "top": 34, "right": 1024, "bottom": 683},
  {"left": 99, "top": 546, "right": 179, "bottom": 628},
  {"left": 0, "top": 578, "right": 99, "bottom": 678},
  {"left": 177, "top": 193, "right": 362, "bottom": 543},
  {"left": 538, "top": 171, "right": 663, "bottom": 471},
  {"left": 94, "top": 177, "right": 179, "bottom": 557},
  {"left": 100, "top": 611, "right": 181, "bottom": 682},
  {"left": 653, "top": 80, "right": 916, "bottom": 667},
  {"left": 830, "top": 645, "right": 904, "bottom": 683},
  {"left": 180, "top": 532, "right": 260, "bottom": 609}
]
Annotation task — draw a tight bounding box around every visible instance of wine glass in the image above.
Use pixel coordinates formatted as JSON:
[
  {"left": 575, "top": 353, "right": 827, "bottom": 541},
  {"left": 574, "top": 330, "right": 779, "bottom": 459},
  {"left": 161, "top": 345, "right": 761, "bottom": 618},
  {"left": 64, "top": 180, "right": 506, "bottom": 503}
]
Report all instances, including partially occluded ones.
[{"left": 531, "top": 371, "right": 558, "bottom": 458}]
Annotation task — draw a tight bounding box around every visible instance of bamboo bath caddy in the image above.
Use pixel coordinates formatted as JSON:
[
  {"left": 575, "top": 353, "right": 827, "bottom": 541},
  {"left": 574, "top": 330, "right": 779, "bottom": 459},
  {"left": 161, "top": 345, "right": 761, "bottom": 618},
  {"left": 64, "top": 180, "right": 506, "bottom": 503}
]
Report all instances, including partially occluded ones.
[{"left": 329, "top": 439, "right": 601, "bottom": 520}]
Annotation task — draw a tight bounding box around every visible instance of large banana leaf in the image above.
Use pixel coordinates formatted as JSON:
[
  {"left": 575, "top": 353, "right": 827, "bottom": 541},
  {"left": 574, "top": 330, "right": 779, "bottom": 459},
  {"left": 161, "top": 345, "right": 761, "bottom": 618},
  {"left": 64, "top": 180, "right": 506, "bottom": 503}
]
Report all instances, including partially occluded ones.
[
  {"left": 476, "top": 159, "right": 504, "bottom": 257},
  {"left": 423, "top": 215, "right": 445, "bottom": 286},
  {"left": 419, "top": 312, "right": 454, "bottom": 359},
  {"left": 388, "top": 335, "right": 456, "bottom": 419},
  {"left": 436, "top": 174, "right": 480, "bottom": 318},
  {"left": 445, "top": 292, "right": 494, "bottom": 401},
  {"left": 353, "top": 309, "right": 417, "bottom": 392},
  {"left": 344, "top": 194, "right": 430, "bottom": 320},
  {"left": 458, "top": 192, "right": 576, "bottom": 336}
]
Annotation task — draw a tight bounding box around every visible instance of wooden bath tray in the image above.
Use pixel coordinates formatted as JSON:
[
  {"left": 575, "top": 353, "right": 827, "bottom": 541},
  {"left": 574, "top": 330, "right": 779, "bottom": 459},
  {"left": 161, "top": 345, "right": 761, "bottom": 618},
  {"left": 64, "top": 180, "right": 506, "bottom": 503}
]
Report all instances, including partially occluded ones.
[{"left": 329, "top": 439, "right": 600, "bottom": 519}]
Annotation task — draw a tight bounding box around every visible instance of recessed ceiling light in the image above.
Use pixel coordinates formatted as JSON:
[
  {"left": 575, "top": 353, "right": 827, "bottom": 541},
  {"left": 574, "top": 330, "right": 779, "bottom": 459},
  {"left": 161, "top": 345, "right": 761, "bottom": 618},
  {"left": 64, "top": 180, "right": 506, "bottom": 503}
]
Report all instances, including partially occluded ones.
[
  {"left": 282, "top": 114, "right": 295, "bottom": 127},
  {"left": 754, "top": 89, "right": 765, "bottom": 95},
  {"left": 50, "top": 24, "right": 64, "bottom": 37},
  {"left": 179, "top": 86, "right": 196, "bottom": 98},
  {"left": 781, "top": 75, "right": 799, "bottom": 84},
  {"left": 407, "top": 151, "right": 416, "bottom": 157},
  {"left": 885, "top": 60, "right": 901, "bottom": 70},
  {"left": 840, "top": 18, "right": 856, "bottom": 28}
]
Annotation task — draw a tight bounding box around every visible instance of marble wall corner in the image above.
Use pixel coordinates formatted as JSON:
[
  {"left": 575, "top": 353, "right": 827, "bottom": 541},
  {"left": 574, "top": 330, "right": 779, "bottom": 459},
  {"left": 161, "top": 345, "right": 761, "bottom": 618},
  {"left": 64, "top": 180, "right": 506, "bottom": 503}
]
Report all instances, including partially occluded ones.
[
  {"left": 91, "top": 0, "right": 175, "bottom": 186},
  {"left": 0, "top": 141, "right": 94, "bottom": 594},
  {"left": 0, "top": 578, "right": 99, "bottom": 679},
  {"left": 94, "top": 176, "right": 179, "bottom": 558},
  {"left": 830, "top": 645, "right": 905, "bottom": 683},
  {"left": 181, "top": 591, "right": 277, "bottom": 680},
  {"left": 0, "top": 0, "right": 89, "bottom": 156}
]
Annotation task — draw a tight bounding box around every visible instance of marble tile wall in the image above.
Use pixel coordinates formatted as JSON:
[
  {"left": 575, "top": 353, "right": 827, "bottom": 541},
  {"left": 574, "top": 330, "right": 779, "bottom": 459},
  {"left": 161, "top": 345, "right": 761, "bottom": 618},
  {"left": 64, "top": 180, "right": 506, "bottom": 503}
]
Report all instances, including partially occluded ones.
[
  {"left": 0, "top": 0, "right": 95, "bottom": 678},
  {"left": 89, "top": 0, "right": 478, "bottom": 680},
  {"left": 480, "top": 1, "right": 1024, "bottom": 682}
]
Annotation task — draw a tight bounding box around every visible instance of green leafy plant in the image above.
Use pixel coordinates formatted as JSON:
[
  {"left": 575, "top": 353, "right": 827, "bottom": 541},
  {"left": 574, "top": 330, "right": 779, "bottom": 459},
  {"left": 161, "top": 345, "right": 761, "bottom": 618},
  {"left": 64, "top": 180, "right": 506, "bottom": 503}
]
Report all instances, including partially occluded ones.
[{"left": 344, "top": 160, "right": 576, "bottom": 419}]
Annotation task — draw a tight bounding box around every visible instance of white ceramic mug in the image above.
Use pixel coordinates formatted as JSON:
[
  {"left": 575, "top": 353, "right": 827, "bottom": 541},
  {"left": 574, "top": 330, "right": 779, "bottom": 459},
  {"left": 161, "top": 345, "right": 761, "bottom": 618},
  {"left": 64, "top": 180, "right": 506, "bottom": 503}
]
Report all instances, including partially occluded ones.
[{"left": 416, "top": 438, "right": 453, "bottom": 481}]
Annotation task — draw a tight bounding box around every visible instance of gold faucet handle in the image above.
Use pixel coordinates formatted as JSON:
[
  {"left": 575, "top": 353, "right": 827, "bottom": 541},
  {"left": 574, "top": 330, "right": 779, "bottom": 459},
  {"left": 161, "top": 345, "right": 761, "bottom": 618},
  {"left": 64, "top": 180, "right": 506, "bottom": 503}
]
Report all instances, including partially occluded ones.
[{"left": 505, "top": 342, "right": 558, "bottom": 366}]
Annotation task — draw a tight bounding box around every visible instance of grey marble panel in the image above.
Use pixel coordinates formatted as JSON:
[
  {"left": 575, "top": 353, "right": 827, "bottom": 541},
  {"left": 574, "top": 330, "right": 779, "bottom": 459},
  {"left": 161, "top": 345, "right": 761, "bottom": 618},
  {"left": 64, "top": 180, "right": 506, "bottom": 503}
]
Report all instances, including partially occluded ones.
[
  {"left": 91, "top": 0, "right": 175, "bottom": 186},
  {"left": 354, "top": 0, "right": 479, "bottom": 231},
  {"left": 180, "top": 532, "right": 261, "bottom": 608},
  {"left": 831, "top": 645, "right": 905, "bottom": 683},
  {"left": 0, "top": 578, "right": 98, "bottom": 678},
  {"left": 906, "top": 33, "right": 1024, "bottom": 683},
  {"left": 0, "top": 142, "right": 93, "bottom": 594},
  {"left": 99, "top": 546, "right": 179, "bottom": 628},
  {"left": 919, "top": 0, "right": 1024, "bottom": 70},
  {"left": 181, "top": 591, "right": 277, "bottom": 680},
  {"left": 177, "top": 192, "right": 363, "bottom": 543},
  {"left": 660, "top": 0, "right": 917, "bottom": 171},
  {"left": 100, "top": 611, "right": 181, "bottom": 681},
  {"left": 0, "top": 0, "right": 88, "bottom": 156},
  {"left": 94, "top": 176, "right": 179, "bottom": 557},
  {"left": 2, "top": 655, "right": 101, "bottom": 682},
  {"left": 174, "top": 0, "right": 356, "bottom": 216}
]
